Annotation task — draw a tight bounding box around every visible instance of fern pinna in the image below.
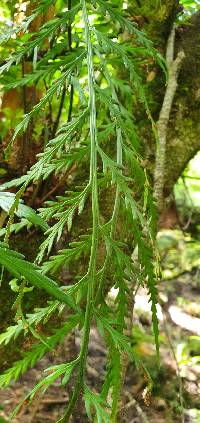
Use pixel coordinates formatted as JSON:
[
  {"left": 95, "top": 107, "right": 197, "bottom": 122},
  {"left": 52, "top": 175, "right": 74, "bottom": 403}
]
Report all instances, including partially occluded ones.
[{"left": 0, "top": 1, "right": 161, "bottom": 421}]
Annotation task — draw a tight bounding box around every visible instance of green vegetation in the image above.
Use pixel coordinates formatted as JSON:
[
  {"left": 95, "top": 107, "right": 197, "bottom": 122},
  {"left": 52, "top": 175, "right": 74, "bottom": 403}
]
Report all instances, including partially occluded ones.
[{"left": 0, "top": 1, "right": 199, "bottom": 422}]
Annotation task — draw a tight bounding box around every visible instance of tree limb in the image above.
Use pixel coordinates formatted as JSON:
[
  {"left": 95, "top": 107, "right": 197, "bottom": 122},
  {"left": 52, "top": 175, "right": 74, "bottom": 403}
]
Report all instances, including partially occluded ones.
[{"left": 154, "top": 25, "right": 185, "bottom": 212}]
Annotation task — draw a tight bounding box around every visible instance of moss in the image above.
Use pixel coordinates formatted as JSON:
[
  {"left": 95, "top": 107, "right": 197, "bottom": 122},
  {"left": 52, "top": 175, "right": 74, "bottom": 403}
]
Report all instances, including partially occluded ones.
[{"left": 130, "top": 0, "right": 179, "bottom": 43}]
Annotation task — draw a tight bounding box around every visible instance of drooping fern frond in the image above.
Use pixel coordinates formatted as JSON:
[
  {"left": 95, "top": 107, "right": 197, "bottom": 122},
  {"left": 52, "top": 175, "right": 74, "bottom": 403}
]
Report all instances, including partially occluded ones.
[
  {"left": 0, "top": 301, "right": 61, "bottom": 347},
  {"left": 0, "top": 243, "right": 79, "bottom": 312},
  {"left": 0, "top": 317, "right": 80, "bottom": 388},
  {"left": 0, "top": 0, "right": 55, "bottom": 45},
  {"left": 0, "top": 0, "right": 162, "bottom": 420},
  {"left": 84, "top": 385, "right": 110, "bottom": 423}
]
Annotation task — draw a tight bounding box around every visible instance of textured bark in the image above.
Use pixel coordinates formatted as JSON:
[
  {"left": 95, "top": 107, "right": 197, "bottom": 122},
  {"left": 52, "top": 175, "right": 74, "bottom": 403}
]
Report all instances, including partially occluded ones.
[
  {"left": 164, "top": 12, "right": 200, "bottom": 196},
  {"left": 132, "top": 0, "right": 180, "bottom": 41},
  {"left": 139, "top": 4, "right": 200, "bottom": 206},
  {"left": 115, "top": 2, "right": 200, "bottom": 406}
]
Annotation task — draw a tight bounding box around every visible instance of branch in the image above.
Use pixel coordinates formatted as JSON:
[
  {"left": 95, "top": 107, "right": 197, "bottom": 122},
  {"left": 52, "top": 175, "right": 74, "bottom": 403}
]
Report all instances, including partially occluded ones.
[
  {"left": 154, "top": 25, "right": 185, "bottom": 213},
  {"left": 67, "top": 84, "right": 74, "bottom": 123},
  {"left": 166, "top": 23, "right": 176, "bottom": 66}
]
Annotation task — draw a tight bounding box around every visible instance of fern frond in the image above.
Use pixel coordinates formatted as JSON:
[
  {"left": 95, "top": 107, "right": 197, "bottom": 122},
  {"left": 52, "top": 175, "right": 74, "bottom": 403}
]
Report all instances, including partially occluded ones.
[
  {"left": 0, "top": 317, "right": 80, "bottom": 388},
  {"left": 84, "top": 385, "right": 110, "bottom": 423},
  {"left": 0, "top": 6, "right": 80, "bottom": 75},
  {"left": 0, "top": 0, "right": 55, "bottom": 46},
  {"left": 0, "top": 301, "right": 61, "bottom": 347},
  {"left": 12, "top": 56, "right": 86, "bottom": 141}
]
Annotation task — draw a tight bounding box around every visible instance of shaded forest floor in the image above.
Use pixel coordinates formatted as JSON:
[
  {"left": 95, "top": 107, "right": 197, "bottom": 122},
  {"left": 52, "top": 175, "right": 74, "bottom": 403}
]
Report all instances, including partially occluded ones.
[{"left": 0, "top": 271, "right": 200, "bottom": 423}]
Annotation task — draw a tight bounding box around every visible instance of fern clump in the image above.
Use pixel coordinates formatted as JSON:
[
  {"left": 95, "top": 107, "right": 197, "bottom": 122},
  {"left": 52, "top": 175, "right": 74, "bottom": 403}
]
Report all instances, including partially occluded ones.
[{"left": 0, "top": 1, "right": 161, "bottom": 421}]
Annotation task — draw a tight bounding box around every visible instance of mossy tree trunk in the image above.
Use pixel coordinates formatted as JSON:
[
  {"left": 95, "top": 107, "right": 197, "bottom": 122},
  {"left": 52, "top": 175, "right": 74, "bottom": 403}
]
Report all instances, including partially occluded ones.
[{"left": 133, "top": 1, "right": 200, "bottom": 215}]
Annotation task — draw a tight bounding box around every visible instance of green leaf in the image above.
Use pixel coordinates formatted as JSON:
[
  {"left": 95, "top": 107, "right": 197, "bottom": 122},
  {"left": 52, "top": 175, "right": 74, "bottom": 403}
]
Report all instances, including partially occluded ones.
[
  {"left": 37, "top": 185, "right": 90, "bottom": 261},
  {"left": 132, "top": 222, "right": 160, "bottom": 360},
  {"left": 0, "top": 220, "right": 31, "bottom": 238},
  {"left": 0, "top": 192, "right": 48, "bottom": 232},
  {"left": 0, "top": 244, "right": 79, "bottom": 312},
  {"left": 29, "top": 359, "right": 78, "bottom": 400},
  {"left": 0, "top": 318, "right": 80, "bottom": 388},
  {"left": 96, "top": 314, "right": 134, "bottom": 358},
  {"left": 11, "top": 53, "right": 86, "bottom": 142},
  {"left": 0, "top": 301, "right": 62, "bottom": 347},
  {"left": 84, "top": 386, "right": 110, "bottom": 423},
  {"left": 42, "top": 238, "right": 90, "bottom": 275}
]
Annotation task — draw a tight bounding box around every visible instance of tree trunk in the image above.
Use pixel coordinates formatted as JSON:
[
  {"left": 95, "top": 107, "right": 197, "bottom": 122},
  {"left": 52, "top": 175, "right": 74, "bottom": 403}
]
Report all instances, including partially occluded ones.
[{"left": 134, "top": 2, "right": 200, "bottom": 208}]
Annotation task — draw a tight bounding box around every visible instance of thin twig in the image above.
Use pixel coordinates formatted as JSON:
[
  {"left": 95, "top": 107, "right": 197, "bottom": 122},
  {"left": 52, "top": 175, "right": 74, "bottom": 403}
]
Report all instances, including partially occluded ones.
[
  {"left": 67, "top": 84, "right": 74, "bottom": 123},
  {"left": 44, "top": 79, "right": 53, "bottom": 129},
  {"left": 39, "top": 163, "right": 77, "bottom": 203},
  {"left": 52, "top": 86, "right": 67, "bottom": 136}
]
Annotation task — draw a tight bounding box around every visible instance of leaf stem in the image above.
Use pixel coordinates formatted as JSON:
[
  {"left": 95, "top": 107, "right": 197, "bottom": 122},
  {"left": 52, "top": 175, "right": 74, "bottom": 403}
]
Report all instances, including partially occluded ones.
[
  {"left": 52, "top": 86, "right": 66, "bottom": 136},
  {"left": 59, "top": 1, "right": 99, "bottom": 421},
  {"left": 95, "top": 72, "right": 123, "bottom": 305}
]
